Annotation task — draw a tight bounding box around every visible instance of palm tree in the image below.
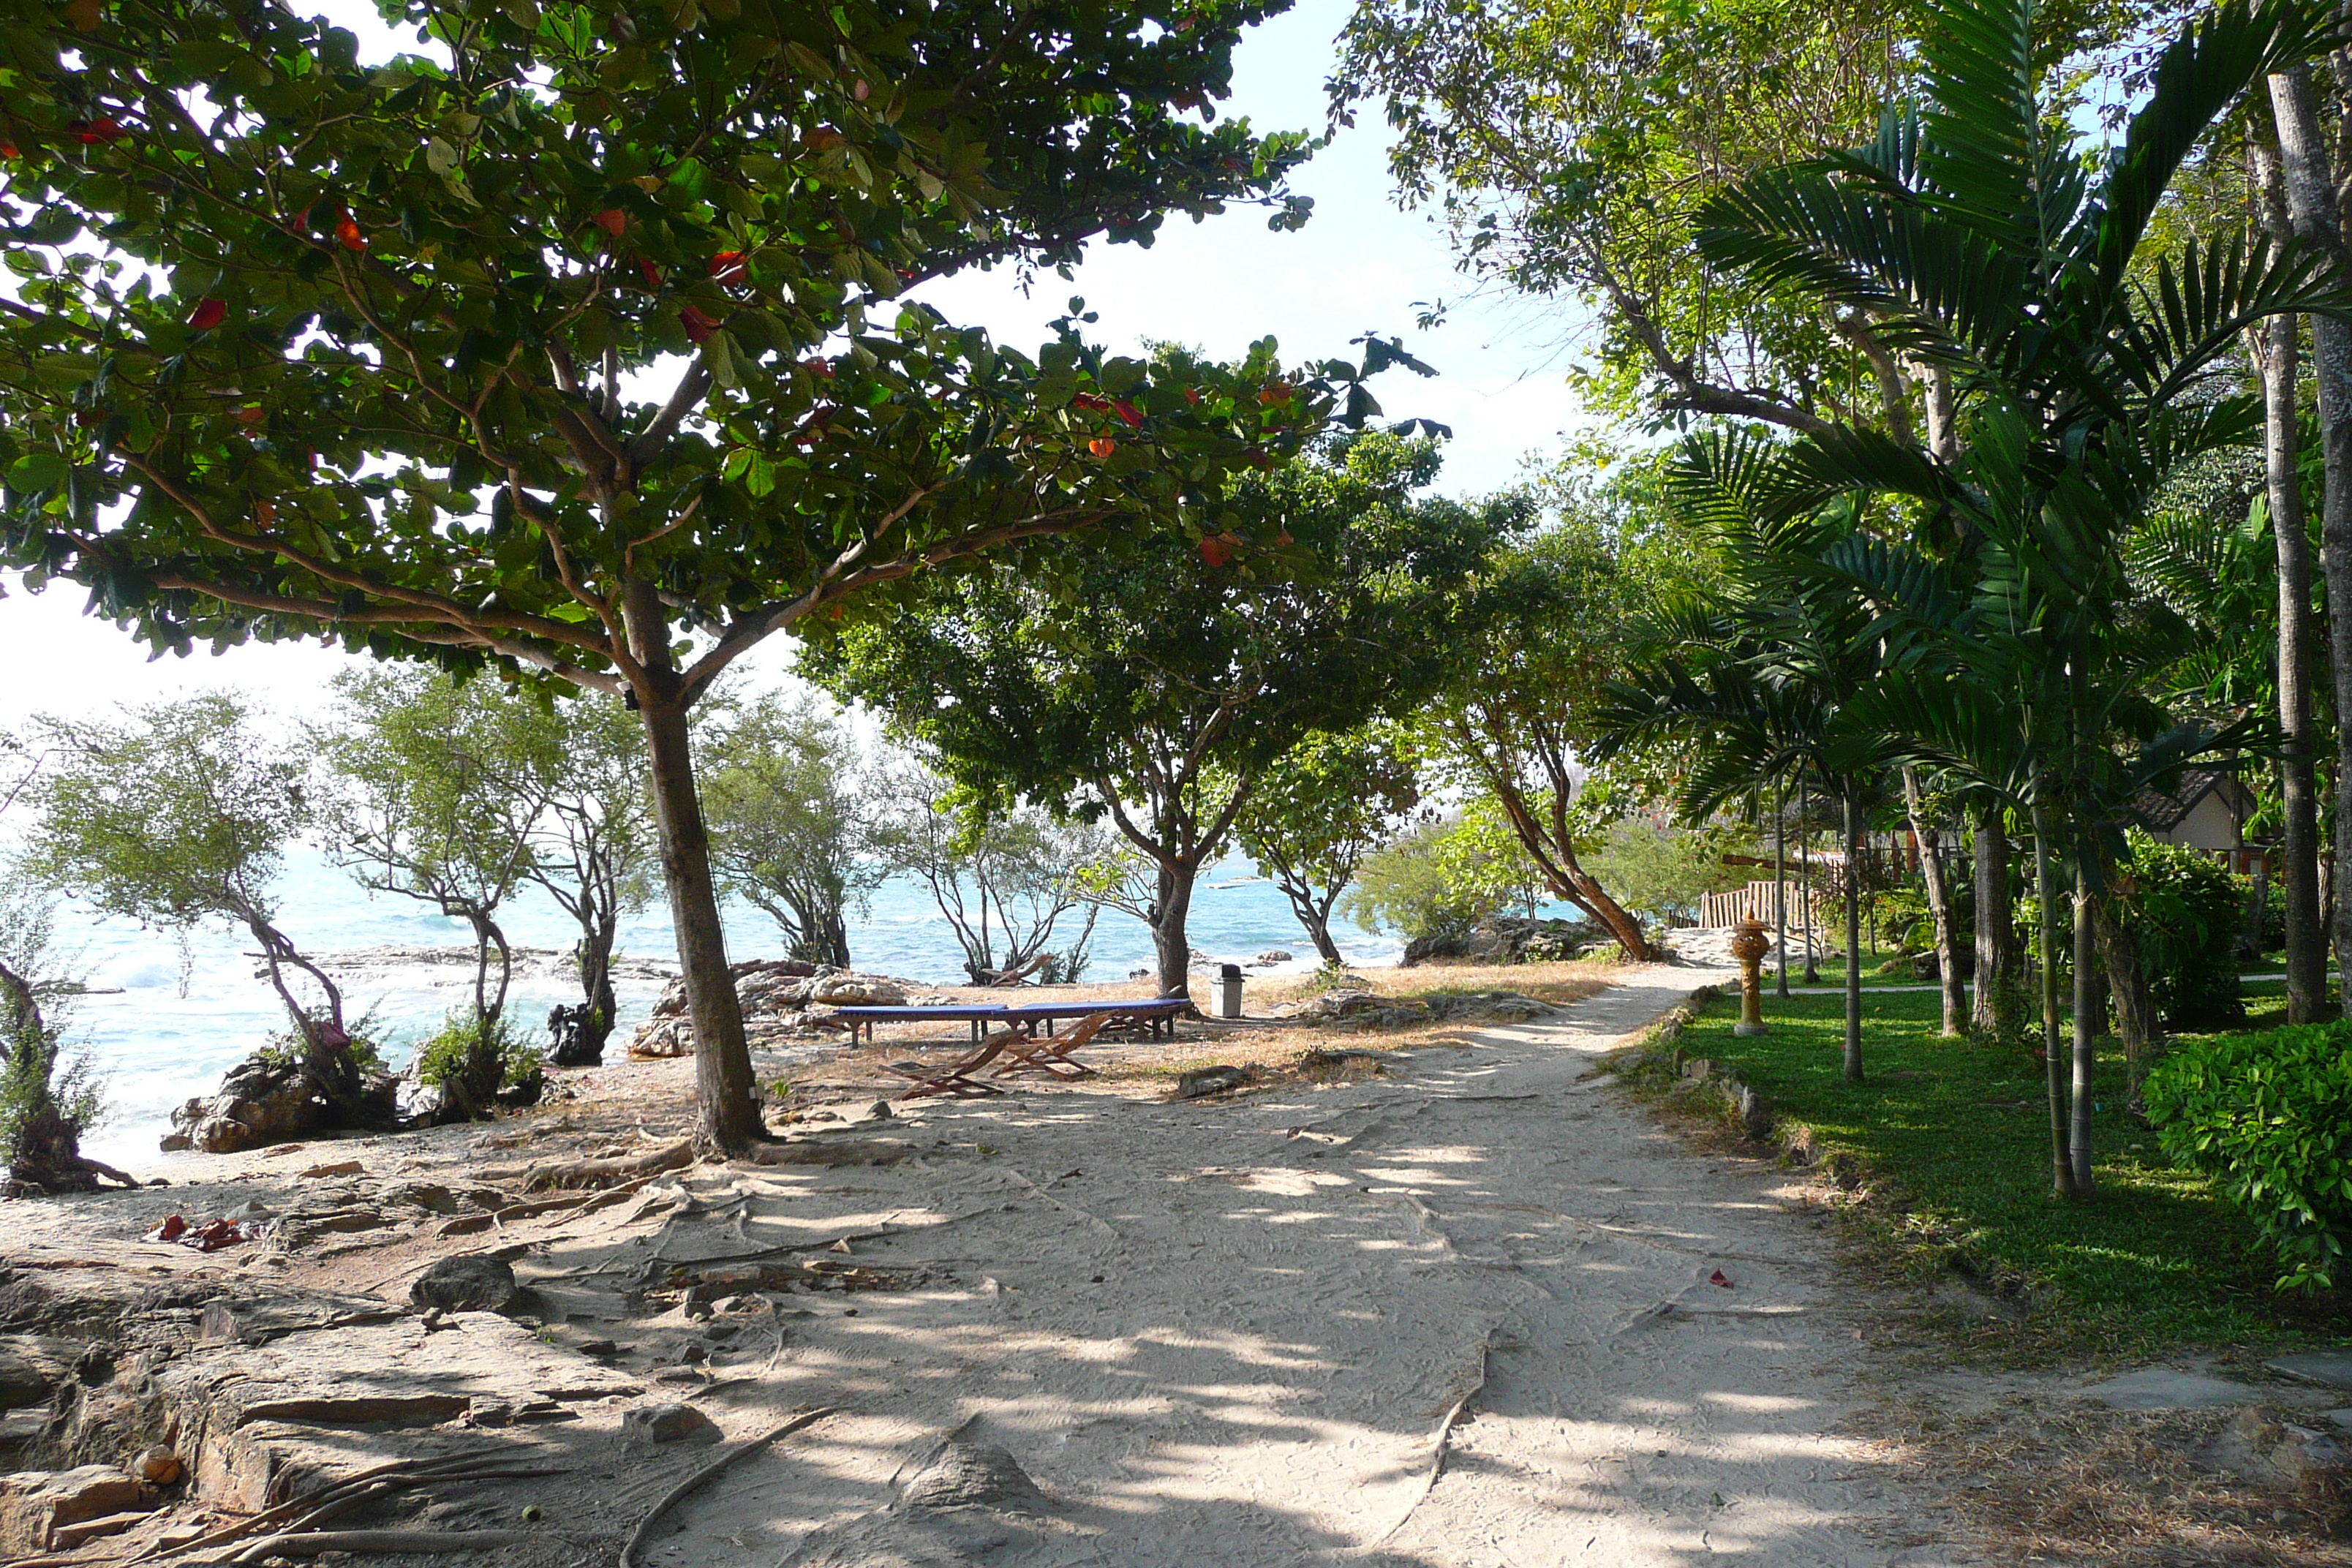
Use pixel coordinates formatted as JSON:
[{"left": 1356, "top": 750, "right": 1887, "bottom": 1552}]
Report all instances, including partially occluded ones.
[{"left": 1688, "top": 0, "right": 2348, "bottom": 1197}]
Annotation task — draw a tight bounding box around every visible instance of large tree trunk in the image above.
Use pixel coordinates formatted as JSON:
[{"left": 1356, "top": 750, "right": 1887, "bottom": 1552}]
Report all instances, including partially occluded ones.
[
  {"left": 1150, "top": 858, "right": 1199, "bottom": 998},
  {"left": 2249, "top": 130, "right": 2329, "bottom": 1022},
  {"left": 1971, "top": 801, "right": 2019, "bottom": 1039},
  {"left": 1901, "top": 767, "right": 1964, "bottom": 1036},
  {"left": 2030, "top": 788, "right": 2077, "bottom": 1200},
  {"left": 640, "top": 687, "right": 761, "bottom": 1150},
  {"left": 1842, "top": 791, "right": 1863, "bottom": 1083},
  {"left": 2070, "top": 882, "right": 2097, "bottom": 1199},
  {"left": 2269, "top": 69, "right": 2352, "bottom": 1013}
]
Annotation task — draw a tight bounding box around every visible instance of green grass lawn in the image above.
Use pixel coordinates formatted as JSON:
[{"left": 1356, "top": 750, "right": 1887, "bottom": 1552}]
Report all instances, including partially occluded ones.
[
  {"left": 1666, "top": 987, "right": 2350, "bottom": 1360},
  {"left": 1768, "top": 945, "right": 1934, "bottom": 989}
]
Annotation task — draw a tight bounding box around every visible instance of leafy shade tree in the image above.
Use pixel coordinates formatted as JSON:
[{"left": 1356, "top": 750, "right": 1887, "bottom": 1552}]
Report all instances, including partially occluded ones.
[
  {"left": 0, "top": 850, "right": 124, "bottom": 1194},
  {"left": 1585, "top": 818, "right": 1756, "bottom": 930},
  {"left": 1428, "top": 518, "right": 1662, "bottom": 960},
  {"left": 1343, "top": 796, "right": 1550, "bottom": 942},
  {"left": 1237, "top": 725, "right": 1420, "bottom": 964},
  {"left": 808, "top": 433, "right": 1493, "bottom": 995},
  {"left": 874, "top": 761, "right": 1110, "bottom": 986},
  {"left": 0, "top": 0, "right": 1409, "bottom": 1150},
  {"left": 699, "top": 693, "right": 879, "bottom": 968},
  {"left": 31, "top": 694, "right": 372, "bottom": 1115},
  {"left": 318, "top": 669, "right": 541, "bottom": 1117}
]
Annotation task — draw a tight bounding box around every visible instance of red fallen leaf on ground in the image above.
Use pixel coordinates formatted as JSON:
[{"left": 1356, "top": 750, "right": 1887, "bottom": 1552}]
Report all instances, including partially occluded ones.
[
  {"left": 1112, "top": 398, "right": 1143, "bottom": 429},
  {"left": 1087, "top": 435, "right": 1117, "bottom": 458},
  {"left": 638, "top": 256, "right": 663, "bottom": 290},
  {"left": 679, "top": 305, "right": 717, "bottom": 344},
  {"left": 592, "top": 208, "right": 627, "bottom": 237},
  {"left": 71, "top": 117, "right": 125, "bottom": 146},
  {"left": 1709, "top": 1269, "right": 1733, "bottom": 1288},
  {"left": 1198, "top": 532, "right": 1238, "bottom": 568},
  {"left": 708, "top": 251, "right": 748, "bottom": 286},
  {"left": 335, "top": 218, "right": 366, "bottom": 252},
  {"left": 186, "top": 298, "right": 226, "bottom": 330},
  {"left": 143, "top": 1215, "right": 188, "bottom": 1243}
]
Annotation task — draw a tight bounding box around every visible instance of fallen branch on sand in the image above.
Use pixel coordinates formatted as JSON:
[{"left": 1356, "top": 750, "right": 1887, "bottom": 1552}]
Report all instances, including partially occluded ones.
[
  {"left": 619, "top": 1407, "right": 837, "bottom": 1568},
  {"left": 525, "top": 1138, "right": 693, "bottom": 1191},
  {"left": 138, "top": 1449, "right": 564, "bottom": 1561},
  {"left": 742, "top": 1139, "right": 910, "bottom": 1167},
  {"left": 438, "top": 1173, "right": 668, "bottom": 1236}
]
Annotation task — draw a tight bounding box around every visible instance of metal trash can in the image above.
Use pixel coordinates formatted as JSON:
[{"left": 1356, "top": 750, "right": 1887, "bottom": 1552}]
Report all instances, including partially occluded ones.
[{"left": 1216, "top": 962, "right": 1245, "bottom": 1019}]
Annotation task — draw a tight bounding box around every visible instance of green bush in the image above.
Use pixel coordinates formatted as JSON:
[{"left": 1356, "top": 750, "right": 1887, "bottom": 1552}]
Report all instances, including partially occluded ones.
[
  {"left": 2117, "top": 832, "right": 2244, "bottom": 1030},
  {"left": 2145, "top": 1022, "right": 2352, "bottom": 1292},
  {"left": 415, "top": 1011, "right": 538, "bottom": 1119}
]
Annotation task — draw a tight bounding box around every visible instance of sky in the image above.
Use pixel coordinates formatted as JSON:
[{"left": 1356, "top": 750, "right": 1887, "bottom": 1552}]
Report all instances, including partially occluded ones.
[{"left": 0, "top": 0, "right": 1602, "bottom": 732}]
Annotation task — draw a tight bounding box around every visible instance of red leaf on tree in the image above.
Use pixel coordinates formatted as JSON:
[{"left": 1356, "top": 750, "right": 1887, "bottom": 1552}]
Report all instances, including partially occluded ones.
[
  {"left": 804, "top": 125, "right": 845, "bottom": 153},
  {"left": 1088, "top": 435, "right": 1117, "bottom": 458},
  {"left": 679, "top": 305, "right": 718, "bottom": 344},
  {"left": 592, "top": 208, "right": 628, "bottom": 238},
  {"left": 1198, "top": 532, "right": 1238, "bottom": 568},
  {"left": 0, "top": 143, "right": 20, "bottom": 160},
  {"left": 335, "top": 218, "right": 366, "bottom": 252},
  {"left": 638, "top": 256, "right": 663, "bottom": 290},
  {"left": 1112, "top": 398, "right": 1143, "bottom": 429},
  {"left": 1071, "top": 393, "right": 1110, "bottom": 412},
  {"left": 1182, "top": 385, "right": 1202, "bottom": 406},
  {"left": 71, "top": 116, "right": 125, "bottom": 146},
  {"left": 185, "top": 298, "right": 226, "bottom": 330},
  {"left": 709, "top": 251, "right": 748, "bottom": 286},
  {"left": 1258, "top": 382, "right": 1292, "bottom": 406}
]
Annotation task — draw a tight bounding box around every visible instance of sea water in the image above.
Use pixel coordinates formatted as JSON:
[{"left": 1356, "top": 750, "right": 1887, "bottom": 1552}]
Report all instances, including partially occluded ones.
[{"left": 56, "top": 849, "right": 1402, "bottom": 1166}]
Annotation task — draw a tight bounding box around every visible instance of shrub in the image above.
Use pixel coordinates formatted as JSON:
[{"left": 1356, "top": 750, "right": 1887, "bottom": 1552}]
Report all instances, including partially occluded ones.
[
  {"left": 415, "top": 1012, "right": 538, "bottom": 1120},
  {"left": 2144, "top": 1022, "right": 2352, "bottom": 1292},
  {"left": 2117, "top": 832, "right": 2244, "bottom": 1029},
  {"left": 1346, "top": 799, "right": 1546, "bottom": 939}
]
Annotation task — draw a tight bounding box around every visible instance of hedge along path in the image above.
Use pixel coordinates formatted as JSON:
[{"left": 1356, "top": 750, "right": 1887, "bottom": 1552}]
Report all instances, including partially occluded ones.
[{"left": 614, "top": 964, "right": 1968, "bottom": 1568}]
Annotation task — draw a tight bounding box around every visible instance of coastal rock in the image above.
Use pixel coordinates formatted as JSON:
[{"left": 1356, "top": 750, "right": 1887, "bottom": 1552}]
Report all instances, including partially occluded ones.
[
  {"left": 0, "top": 1339, "right": 72, "bottom": 1411},
  {"left": 1255, "top": 949, "right": 1294, "bottom": 964},
  {"left": 161, "top": 1057, "right": 319, "bottom": 1156},
  {"left": 0, "top": 1466, "right": 150, "bottom": 1553},
  {"left": 629, "top": 960, "right": 921, "bottom": 1057},
  {"left": 1401, "top": 916, "right": 1599, "bottom": 968},
  {"left": 410, "top": 1256, "right": 521, "bottom": 1315},
  {"left": 622, "top": 1403, "right": 721, "bottom": 1445}
]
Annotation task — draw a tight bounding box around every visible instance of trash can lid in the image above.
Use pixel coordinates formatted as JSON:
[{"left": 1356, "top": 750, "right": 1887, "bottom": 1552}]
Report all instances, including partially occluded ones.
[{"left": 1219, "top": 962, "right": 1243, "bottom": 980}]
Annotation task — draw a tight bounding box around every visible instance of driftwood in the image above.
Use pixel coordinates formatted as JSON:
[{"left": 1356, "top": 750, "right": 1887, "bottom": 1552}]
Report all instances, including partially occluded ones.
[
  {"left": 233, "top": 1529, "right": 540, "bottom": 1559},
  {"left": 524, "top": 1138, "right": 692, "bottom": 1191},
  {"left": 618, "top": 1407, "right": 836, "bottom": 1568}
]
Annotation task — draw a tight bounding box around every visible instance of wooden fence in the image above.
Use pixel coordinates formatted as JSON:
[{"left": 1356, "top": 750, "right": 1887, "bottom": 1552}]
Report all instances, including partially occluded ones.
[{"left": 1697, "top": 879, "right": 1830, "bottom": 932}]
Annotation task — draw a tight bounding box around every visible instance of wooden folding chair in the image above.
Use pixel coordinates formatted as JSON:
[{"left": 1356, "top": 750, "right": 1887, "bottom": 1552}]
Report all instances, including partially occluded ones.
[
  {"left": 994, "top": 1011, "right": 1112, "bottom": 1081},
  {"left": 884, "top": 1035, "right": 1011, "bottom": 1100}
]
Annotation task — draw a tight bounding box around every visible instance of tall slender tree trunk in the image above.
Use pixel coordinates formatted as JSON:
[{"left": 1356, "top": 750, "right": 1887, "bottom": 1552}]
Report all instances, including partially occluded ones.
[
  {"left": 1801, "top": 783, "right": 1820, "bottom": 984},
  {"left": 2250, "top": 130, "right": 2329, "bottom": 1022},
  {"left": 1902, "top": 766, "right": 1964, "bottom": 1036},
  {"left": 1774, "top": 778, "right": 1790, "bottom": 998},
  {"left": 2030, "top": 785, "right": 2077, "bottom": 1200},
  {"left": 641, "top": 687, "right": 761, "bottom": 1150},
  {"left": 2090, "top": 892, "right": 2153, "bottom": 1094},
  {"left": 2269, "top": 69, "right": 2352, "bottom": 1012},
  {"left": 2070, "top": 882, "right": 2097, "bottom": 1199},
  {"left": 1971, "top": 801, "right": 2017, "bottom": 1039},
  {"left": 1842, "top": 791, "right": 1863, "bottom": 1083}
]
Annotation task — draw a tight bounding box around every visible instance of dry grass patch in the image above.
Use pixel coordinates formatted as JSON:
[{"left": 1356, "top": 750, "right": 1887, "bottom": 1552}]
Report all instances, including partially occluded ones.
[{"left": 1245, "top": 957, "right": 1621, "bottom": 1011}]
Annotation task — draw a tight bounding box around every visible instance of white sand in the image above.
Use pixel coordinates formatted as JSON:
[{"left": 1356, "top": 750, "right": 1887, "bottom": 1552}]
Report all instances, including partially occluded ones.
[{"left": 616, "top": 966, "right": 1972, "bottom": 1566}]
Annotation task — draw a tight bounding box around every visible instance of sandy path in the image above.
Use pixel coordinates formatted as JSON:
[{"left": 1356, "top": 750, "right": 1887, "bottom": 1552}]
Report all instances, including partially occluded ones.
[{"left": 614, "top": 967, "right": 1968, "bottom": 1567}]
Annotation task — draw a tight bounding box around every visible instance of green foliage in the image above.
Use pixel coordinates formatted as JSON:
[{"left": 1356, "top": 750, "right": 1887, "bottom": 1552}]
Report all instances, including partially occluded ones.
[
  {"left": 2146, "top": 1022, "right": 2352, "bottom": 1293},
  {"left": 1583, "top": 819, "right": 1754, "bottom": 927},
  {"left": 0, "top": 858, "right": 103, "bottom": 1186},
  {"left": 1678, "top": 989, "right": 2332, "bottom": 1354},
  {"left": 1237, "top": 725, "right": 1422, "bottom": 960},
  {"left": 2117, "top": 832, "right": 2246, "bottom": 1030},
  {"left": 1345, "top": 799, "right": 1547, "bottom": 940},
  {"left": 700, "top": 692, "right": 880, "bottom": 967},
  {"left": 415, "top": 1009, "right": 538, "bottom": 1121},
  {"left": 29, "top": 693, "right": 304, "bottom": 935}
]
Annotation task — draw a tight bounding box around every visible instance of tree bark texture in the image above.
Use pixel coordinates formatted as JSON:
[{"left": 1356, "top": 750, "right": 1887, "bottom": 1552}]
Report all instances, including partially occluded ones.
[
  {"left": 1150, "top": 859, "right": 1199, "bottom": 998},
  {"left": 639, "top": 689, "right": 761, "bottom": 1150},
  {"left": 2070, "top": 886, "right": 2097, "bottom": 1199},
  {"left": 1970, "top": 802, "right": 2019, "bottom": 1039},
  {"left": 1842, "top": 791, "right": 1863, "bottom": 1083},
  {"left": 1774, "top": 780, "right": 1790, "bottom": 997},
  {"left": 1901, "top": 767, "right": 1964, "bottom": 1036},
  {"left": 2031, "top": 791, "right": 2077, "bottom": 1200},
  {"left": 2269, "top": 68, "right": 2352, "bottom": 1012},
  {"left": 2249, "top": 129, "right": 2329, "bottom": 1022},
  {"left": 2090, "top": 892, "right": 2154, "bottom": 1093}
]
